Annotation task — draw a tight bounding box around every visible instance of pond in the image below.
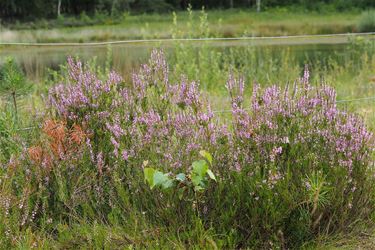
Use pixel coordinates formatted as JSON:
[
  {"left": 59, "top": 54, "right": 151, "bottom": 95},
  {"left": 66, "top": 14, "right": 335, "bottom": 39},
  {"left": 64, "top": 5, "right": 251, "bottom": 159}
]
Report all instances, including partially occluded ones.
[{"left": 1, "top": 34, "right": 373, "bottom": 81}]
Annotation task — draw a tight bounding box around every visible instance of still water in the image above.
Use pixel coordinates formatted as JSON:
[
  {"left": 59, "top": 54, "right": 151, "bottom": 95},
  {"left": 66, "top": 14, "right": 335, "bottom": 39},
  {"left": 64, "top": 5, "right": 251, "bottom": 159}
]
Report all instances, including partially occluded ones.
[{"left": 0, "top": 35, "right": 372, "bottom": 81}]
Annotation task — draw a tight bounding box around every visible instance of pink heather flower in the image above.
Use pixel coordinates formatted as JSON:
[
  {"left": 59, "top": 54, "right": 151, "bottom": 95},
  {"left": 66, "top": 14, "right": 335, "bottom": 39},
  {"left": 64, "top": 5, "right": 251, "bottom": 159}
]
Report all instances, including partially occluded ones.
[
  {"left": 106, "top": 122, "right": 125, "bottom": 138},
  {"left": 86, "top": 138, "right": 95, "bottom": 163},
  {"left": 122, "top": 150, "right": 129, "bottom": 161},
  {"left": 305, "top": 181, "right": 311, "bottom": 190},
  {"left": 274, "top": 147, "right": 282, "bottom": 155},
  {"left": 282, "top": 137, "right": 290, "bottom": 144},
  {"left": 302, "top": 64, "right": 310, "bottom": 85},
  {"left": 270, "top": 146, "right": 283, "bottom": 162},
  {"left": 110, "top": 137, "right": 120, "bottom": 157},
  {"left": 97, "top": 152, "right": 104, "bottom": 174},
  {"left": 268, "top": 170, "right": 283, "bottom": 188}
]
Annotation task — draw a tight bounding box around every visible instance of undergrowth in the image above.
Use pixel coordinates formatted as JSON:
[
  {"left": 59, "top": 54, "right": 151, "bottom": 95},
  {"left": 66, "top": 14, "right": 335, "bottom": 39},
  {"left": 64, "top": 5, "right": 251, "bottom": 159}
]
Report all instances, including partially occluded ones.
[{"left": 0, "top": 49, "right": 374, "bottom": 249}]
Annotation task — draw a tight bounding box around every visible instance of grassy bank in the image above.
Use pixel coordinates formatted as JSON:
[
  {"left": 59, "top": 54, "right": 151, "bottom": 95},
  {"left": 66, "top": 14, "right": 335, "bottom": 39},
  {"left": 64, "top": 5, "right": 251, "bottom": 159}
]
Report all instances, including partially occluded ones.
[{"left": 0, "top": 9, "right": 365, "bottom": 43}]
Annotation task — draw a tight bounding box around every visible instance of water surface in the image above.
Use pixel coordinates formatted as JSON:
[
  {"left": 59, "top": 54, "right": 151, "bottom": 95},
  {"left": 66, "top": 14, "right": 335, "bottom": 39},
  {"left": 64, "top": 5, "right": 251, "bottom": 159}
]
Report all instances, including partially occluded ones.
[{"left": 1, "top": 34, "right": 371, "bottom": 81}]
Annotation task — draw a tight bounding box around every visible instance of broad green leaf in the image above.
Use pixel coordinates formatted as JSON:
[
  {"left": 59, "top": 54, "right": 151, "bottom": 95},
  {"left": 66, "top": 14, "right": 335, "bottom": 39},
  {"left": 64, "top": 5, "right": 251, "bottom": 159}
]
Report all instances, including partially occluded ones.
[
  {"left": 144, "top": 168, "right": 155, "bottom": 187},
  {"left": 162, "top": 179, "right": 174, "bottom": 189},
  {"left": 206, "top": 169, "right": 216, "bottom": 181},
  {"left": 153, "top": 171, "right": 168, "bottom": 187},
  {"left": 176, "top": 173, "right": 186, "bottom": 182},
  {"left": 191, "top": 174, "right": 203, "bottom": 187},
  {"left": 199, "top": 150, "right": 212, "bottom": 164},
  {"left": 192, "top": 160, "right": 208, "bottom": 177},
  {"left": 194, "top": 186, "right": 204, "bottom": 192},
  {"left": 153, "top": 171, "right": 174, "bottom": 189}
]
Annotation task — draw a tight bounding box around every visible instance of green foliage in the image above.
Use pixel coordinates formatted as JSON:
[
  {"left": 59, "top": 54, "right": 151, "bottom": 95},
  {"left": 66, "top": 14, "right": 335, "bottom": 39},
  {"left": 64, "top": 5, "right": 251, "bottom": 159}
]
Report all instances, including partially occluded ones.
[
  {"left": 191, "top": 159, "right": 216, "bottom": 190},
  {"left": 144, "top": 150, "right": 216, "bottom": 193},
  {"left": 133, "top": 0, "right": 173, "bottom": 13},
  {"left": 358, "top": 10, "right": 375, "bottom": 32},
  {"left": 144, "top": 166, "right": 173, "bottom": 189},
  {"left": 0, "top": 108, "right": 19, "bottom": 162},
  {"left": 0, "top": 58, "right": 27, "bottom": 95},
  {"left": 0, "top": 0, "right": 373, "bottom": 24},
  {"left": 0, "top": 57, "right": 31, "bottom": 114}
]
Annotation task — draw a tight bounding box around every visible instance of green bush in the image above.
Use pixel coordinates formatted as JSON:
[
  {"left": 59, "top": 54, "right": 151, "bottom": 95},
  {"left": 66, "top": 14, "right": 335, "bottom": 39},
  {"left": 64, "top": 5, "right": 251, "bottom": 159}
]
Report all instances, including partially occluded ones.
[
  {"left": 0, "top": 57, "right": 32, "bottom": 116},
  {"left": 358, "top": 10, "right": 375, "bottom": 32}
]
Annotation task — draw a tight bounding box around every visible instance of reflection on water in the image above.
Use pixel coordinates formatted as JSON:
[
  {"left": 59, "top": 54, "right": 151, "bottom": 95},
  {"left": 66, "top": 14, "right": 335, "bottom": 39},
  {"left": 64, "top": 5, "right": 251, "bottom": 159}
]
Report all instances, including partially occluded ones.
[
  {"left": 0, "top": 44, "right": 153, "bottom": 81},
  {"left": 0, "top": 39, "right": 354, "bottom": 82}
]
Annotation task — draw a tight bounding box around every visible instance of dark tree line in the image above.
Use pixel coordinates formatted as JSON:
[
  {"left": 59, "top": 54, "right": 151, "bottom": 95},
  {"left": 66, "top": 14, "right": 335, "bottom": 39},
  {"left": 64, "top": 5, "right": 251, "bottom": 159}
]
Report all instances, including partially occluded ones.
[{"left": 0, "top": 0, "right": 373, "bottom": 21}]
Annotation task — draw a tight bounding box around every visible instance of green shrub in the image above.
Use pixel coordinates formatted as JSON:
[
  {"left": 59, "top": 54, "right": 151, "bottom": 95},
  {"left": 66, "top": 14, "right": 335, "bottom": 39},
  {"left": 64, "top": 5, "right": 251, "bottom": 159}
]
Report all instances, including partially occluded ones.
[
  {"left": 0, "top": 57, "right": 32, "bottom": 115},
  {"left": 358, "top": 10, "right": 375, "bottom": 32}
]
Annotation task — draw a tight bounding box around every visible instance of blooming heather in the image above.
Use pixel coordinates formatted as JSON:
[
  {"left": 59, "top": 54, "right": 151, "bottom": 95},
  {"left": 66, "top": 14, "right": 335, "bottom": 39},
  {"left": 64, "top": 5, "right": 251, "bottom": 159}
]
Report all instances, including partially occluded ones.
[
  {"left": 49, "top": 50, "right": 225, "bottom": 171},
  {"left": 48, "top": 50, "right": 374, "bottom": 184},
  {"left": 1, "top": 50, "right": 374, "bottom": 248},
  {"left": 227, "top": 67, "right": 374, "bottom": 194}
]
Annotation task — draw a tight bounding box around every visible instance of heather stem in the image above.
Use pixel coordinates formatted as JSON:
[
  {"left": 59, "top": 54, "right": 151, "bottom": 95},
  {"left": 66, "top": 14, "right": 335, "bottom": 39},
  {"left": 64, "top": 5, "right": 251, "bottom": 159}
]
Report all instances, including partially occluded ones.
[{"left": 12, "top": 91, "right": 17, "bottom": 117}]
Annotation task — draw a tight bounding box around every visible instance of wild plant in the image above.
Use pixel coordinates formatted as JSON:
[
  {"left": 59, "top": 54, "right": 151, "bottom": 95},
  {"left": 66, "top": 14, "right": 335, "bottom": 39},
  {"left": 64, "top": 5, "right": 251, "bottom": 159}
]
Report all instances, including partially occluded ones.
[
  {"left": 0, "top": 57, "right": 32, "bottom": 116},
  {"left": 47, "top": 50, "right": 375, "bottom": 246},
  {"left": 144, "top": 150, "right": 216, "bottom": 194},
  {"left": 48, "top": 50, "right": 226, "bottom": 173},
  {"left": 223, "top": 66, "right": 375, "bottom": 244},
  {"left": 1, "top": 49, "right": 374, "bottom": 248}
]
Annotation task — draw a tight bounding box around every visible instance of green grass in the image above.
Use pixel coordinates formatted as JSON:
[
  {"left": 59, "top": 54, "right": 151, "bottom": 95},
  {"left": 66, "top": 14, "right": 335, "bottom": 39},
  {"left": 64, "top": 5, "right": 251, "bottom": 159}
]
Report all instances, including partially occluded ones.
[{"left": 0, "top": 9, "right": 363, "bottom": 43}]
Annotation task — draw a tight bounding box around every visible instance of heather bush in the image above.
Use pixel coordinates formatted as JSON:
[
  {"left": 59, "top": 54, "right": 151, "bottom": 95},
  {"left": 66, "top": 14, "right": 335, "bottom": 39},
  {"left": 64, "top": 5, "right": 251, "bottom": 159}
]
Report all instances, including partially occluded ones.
[
  {"left": 1, "top": 50, "right": 374, "bottom": 248},
  {"left": 48, "top": 50, "right": 226, "bottom": 172},
  {"left": 217, "top": 67, "right": 375, "bottom": 246}
]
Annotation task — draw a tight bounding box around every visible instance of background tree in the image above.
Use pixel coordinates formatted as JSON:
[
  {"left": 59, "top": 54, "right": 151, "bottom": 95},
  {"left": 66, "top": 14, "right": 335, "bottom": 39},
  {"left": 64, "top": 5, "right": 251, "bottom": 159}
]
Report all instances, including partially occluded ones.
[
  {"left": 57, "top": 0, "right": 62, "bottom": 17},
  {"left": 0, "top": 0, "right": 374, "bottom": 21}
]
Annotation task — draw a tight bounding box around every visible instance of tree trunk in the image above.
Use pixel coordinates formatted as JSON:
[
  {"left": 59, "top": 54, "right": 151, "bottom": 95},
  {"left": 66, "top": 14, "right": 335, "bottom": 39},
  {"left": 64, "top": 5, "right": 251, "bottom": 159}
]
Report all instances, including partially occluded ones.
[
  {"left": 229, "top": 0, "right": 234, "bottom": 8},
  {"left": 57, "top": 0, "right": 61, "bottom": 17},
  {"left": 111, "top": 0, "right": 118, "bottom": 16},
  {"left": 256, "top": 0, "right": 261, "bottom": 12}
]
